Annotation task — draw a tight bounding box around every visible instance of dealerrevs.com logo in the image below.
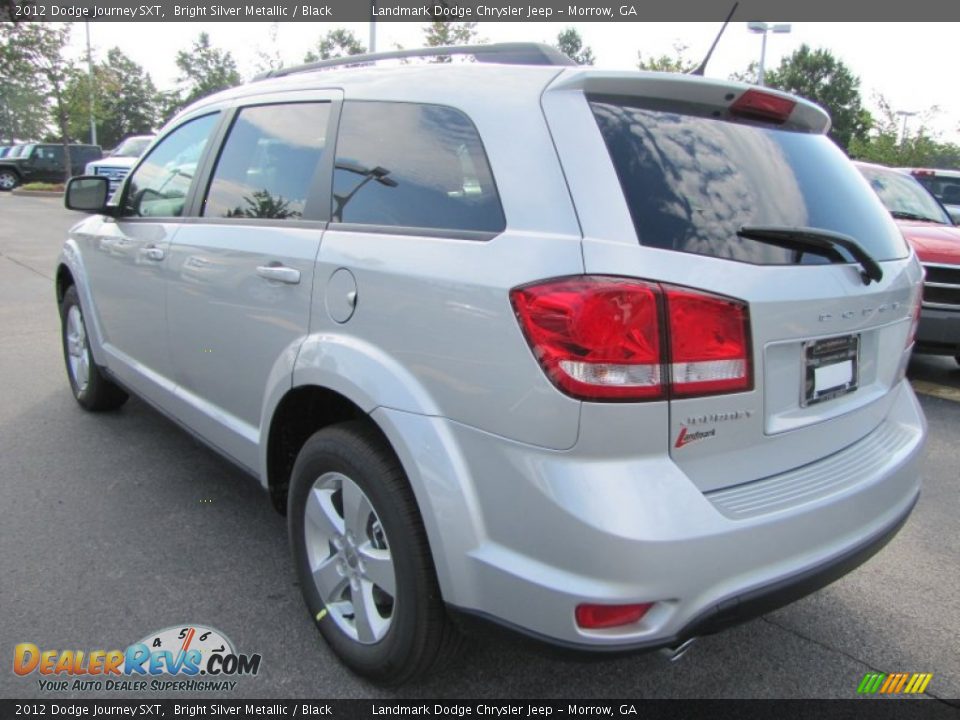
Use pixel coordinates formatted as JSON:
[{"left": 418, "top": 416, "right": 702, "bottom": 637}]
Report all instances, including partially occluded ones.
[{"left": 13, "top": 625, "right": 262, "bottom": 692}]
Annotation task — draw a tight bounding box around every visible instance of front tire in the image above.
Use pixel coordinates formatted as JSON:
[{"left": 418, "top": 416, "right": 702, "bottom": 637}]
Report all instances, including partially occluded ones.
[
  {"left": 60, "top": 285, "right": 128, "bottom": 411},
  {"left": 0, "top": 169, "right": 19, "bottom": 191},
  {"left": 288, "top": 422, "right": 461, "bottom": 684}
]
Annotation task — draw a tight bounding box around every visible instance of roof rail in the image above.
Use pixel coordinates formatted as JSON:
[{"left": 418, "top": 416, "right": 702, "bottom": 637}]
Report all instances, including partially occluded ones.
[{"left": 254, "top": 42, "right": 575, "bottom": 81}]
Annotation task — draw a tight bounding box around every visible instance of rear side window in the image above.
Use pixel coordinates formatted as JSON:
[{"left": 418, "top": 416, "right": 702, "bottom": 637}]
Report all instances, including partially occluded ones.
[
  {"left": 203, "top": 103, "right": 331, "bottom": 221},
  {"left": 332, "top": 101, "right": 505, "bottom": 234},
  {"left": 589, "top": 98, "right": 908, "bottom": 264}
]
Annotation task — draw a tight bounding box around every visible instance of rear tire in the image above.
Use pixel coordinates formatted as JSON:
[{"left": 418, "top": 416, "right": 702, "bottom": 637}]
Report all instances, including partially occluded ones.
[
  {"left": 0, "top": 169, "right": 19, "bottom": 191},
  {"left": 60, "top": 285, "right": 128, "bottom": 411},
  {"left": 288, "top": 421, "right": 461, "bottom": 685}
]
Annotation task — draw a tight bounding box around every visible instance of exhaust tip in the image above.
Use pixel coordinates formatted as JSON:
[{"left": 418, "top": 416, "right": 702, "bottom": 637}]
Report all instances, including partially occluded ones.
[{"left": 659, "top": 637, "right": 697, "bottom": 663}]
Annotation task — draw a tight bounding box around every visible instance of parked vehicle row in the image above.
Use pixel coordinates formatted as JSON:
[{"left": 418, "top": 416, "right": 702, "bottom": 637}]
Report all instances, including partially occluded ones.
[
  {"left": 903, "top": 167, "right": 960, "bottom": 224},
  {"left": 56, "top": 44, "right": 928, "bottom": 684},
  {"left": 856, "top": 163, "right": 960, "bottom": 364},
  {"left": 0, "top": 143, "right": 102, "bottom": 191},
  {"left": 85, "top": 135, "right": 156, "bottom": 196}
]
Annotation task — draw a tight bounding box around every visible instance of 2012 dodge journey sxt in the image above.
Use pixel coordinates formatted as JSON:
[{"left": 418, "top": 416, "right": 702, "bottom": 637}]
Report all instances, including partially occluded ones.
[{"left": 57, "top": 43, "right": 926, "bottom": 684}]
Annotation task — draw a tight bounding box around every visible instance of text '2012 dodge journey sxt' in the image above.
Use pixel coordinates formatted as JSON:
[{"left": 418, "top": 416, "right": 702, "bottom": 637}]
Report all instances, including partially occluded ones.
[{"left": 57, "top": 43, "right": 926, "bottom": 684}]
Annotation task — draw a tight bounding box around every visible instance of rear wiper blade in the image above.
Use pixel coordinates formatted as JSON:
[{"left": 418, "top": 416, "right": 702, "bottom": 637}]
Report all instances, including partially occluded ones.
[
  {"left": 890, "top": 210, "right": 942, "bottom": 224},
  {"left": 737, "top": 225, "right": 883, "bottom": 285}
]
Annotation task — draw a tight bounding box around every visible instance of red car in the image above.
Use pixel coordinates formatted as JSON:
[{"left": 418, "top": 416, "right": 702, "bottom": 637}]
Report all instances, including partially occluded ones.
[{"left": 856, "top": 162, "right": 960, "bottom": 364}]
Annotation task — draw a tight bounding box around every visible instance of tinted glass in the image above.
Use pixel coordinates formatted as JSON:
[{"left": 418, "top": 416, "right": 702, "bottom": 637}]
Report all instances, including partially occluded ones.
[
  {"left": 124, "top": 113, "right": 218, "bottom": 218},
  {"left": 333, "top": 101, "right": 504, "bottom": 233},
  {"left": 589, "top": 99, "right": 908, "bottom": 264},
  {"left": 858, "top": 165, "right": 951, "bottom": 225},
  {"left": 113, "top": 137, "right": 153, "bottom": 158},
  {"left": 203, "top": 103, "right": 330, "bottom": 221}
]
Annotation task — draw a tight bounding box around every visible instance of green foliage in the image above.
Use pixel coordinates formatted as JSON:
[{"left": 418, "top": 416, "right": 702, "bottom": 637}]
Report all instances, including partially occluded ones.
[
  {"left": 423, "top": 21, "right": 479, "bottom": 47},
  {"left": 849, "top": 95, "right": 960, "bottom": 169},
  {"left": 554, "top": 27, "right": 594, "bottom": 66},
  {"left": 0, "top": 22, "right": 76, "bottom": 173},
  {"left": 18, "top": 181, "right": 63, "bottom": 191},
  {"left": 304, "top": 28, "right": 365, "bottom": 63},
  {"left": 764, "top": 44, "right": 870, "bottom": 152},
  {"left": 64, "top": 48, "right": 160, "bottom": 149},
  {"left": 728, "top": 61, "right": 759, "bottom": 84},
  {"left": 253, "top": 23, "right": 285, "bottom": 74},
  {"left": 170, "top": 32, "right": 241, "bottom": 116},
  {"left": 637, "top": 43, "right": 697, "bottom": 73}
]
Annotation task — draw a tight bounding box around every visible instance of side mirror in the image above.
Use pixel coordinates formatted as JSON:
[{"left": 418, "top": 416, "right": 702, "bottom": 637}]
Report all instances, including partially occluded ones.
[{"left": 65, "top": 176, "right": 113, "bottom": 215}]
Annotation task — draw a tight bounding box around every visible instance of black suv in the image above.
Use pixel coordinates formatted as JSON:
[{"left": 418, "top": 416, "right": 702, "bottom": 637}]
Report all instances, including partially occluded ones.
[{"left": 0, "top": 143, "right": 102, "bottom": 191}]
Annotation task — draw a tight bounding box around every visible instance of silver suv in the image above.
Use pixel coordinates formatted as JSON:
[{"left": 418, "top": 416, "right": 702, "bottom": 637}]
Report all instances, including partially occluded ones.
[{"left": 58, "top": 43, "right": 926, "bottom": 684}]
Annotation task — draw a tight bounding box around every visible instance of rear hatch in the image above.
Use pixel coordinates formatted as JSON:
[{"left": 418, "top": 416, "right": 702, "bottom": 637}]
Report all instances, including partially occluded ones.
[{"left": 542, "top": 72, "right": 923, "bottom": 492}]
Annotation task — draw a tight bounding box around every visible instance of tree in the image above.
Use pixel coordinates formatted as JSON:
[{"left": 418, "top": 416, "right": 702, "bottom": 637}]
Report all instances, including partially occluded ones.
[
  {"left": 764, "top": 44, "right": 871, "bottom": 152},
  {"left": 1, "top": 23, "right": 77, "bottom": 174},
  {"left": 728, "top": 61, "right": 759, "bottom": 84},
  {"left": 304, "top": 28, "right": 365, "bottom": 63},
  {"left": 253, "top": 23, "right": 285, "bottom": 74},
  {"left": 554, "top": 27, "right": 594, "bottom": 66},
  {"left": 170, "top": 32, "right": 241, "bottom": 116},
  {"left": 849, "top": 94, "right": 960, "bottom": 168},
  {"left": 637, "top": 43, "right": 697, "bottom": 73},
  {"left": 423, "top": 21, "right": 479, "bottom": 47},
  {"left": 64, "top": 47, "right": 161, "bottom": 149},
  {"left": 0, "top": 22, "right": 46, "bottom": 142}
]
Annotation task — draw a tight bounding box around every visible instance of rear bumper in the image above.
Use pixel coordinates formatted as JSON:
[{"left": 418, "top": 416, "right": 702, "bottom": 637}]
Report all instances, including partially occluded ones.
[
  {"left": 451, "top": 490, "right": 917, "bottom": 652},
  {"left": 916, "top": 305, "right": 960, "bottom": 353},
  {"left": 376, "top": 381, "right": 926, "bottom": 649}
]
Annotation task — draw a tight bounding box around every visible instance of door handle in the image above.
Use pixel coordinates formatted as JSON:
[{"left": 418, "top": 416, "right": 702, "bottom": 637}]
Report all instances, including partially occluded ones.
[
  {"left": 141, "top": 246, "right": 165, "bottom": 261},
  {"left": 256, "top": 264, "right": 301, "bottom": 285}
]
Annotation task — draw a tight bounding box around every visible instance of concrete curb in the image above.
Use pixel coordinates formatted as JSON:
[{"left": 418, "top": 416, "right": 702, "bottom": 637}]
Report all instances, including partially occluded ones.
[{"left": 9, "top": 189, "right": 63, "bottom": 198}]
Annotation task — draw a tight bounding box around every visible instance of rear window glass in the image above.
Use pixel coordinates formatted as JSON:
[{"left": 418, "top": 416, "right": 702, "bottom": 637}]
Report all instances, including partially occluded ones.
[
  {"left": 332, "top": 101, "right": 505, "bottom": 234},
  {"left": 589, "top": 98, "right": 908, "bottom": 264}
]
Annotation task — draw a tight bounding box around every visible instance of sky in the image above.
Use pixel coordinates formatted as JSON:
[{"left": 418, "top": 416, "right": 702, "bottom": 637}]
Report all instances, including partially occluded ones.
[{"left": 66, "top": 21, "right": 959, "bottom": 143}]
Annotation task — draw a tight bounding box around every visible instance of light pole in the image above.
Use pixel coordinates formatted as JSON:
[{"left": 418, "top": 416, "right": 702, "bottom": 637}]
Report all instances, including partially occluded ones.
[
  {"left": 85, "top": 22, "right": 97, "bottom": 146},
  {"left": 896, "top": 110, "right": 918, "bottom": 145},
  {"left": 369, "top": 0, "right": 377, "bottom": 52},
  {"left": 747, "top": 22, "right": 792, "bottom": 87}
]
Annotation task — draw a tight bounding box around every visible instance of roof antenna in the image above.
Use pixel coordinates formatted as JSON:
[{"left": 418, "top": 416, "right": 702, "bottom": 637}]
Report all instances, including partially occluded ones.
[{"left": 689, "top": 2, "right": 739, "bottom": 76}]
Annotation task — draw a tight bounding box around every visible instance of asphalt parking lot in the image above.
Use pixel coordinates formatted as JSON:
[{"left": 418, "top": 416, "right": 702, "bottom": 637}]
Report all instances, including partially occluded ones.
[{"left": 1, "top": 192, "right": 958, "bottom": 702}]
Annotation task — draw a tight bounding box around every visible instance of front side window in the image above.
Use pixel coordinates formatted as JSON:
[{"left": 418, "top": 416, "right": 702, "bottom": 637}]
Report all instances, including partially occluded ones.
[
  {"left": 123, "top": 113, "right": 219, "bottom": 218},
  {"left": 332, "top": 101, "right": 505, "bottom": 234},
  {"left": 203, "top": 103, "right": 331, "bottom": 221}
]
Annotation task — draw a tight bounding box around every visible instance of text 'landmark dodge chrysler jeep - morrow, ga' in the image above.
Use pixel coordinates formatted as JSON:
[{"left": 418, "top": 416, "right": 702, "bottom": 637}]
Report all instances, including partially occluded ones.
[{"left": 56, "top": 44, "right": 926, "bottom": 684}]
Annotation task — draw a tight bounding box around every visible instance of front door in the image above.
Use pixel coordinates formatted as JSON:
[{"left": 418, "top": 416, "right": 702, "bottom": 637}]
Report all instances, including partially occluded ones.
[{"left": 80, "top": 112, "right": 221, "bottom": 407}]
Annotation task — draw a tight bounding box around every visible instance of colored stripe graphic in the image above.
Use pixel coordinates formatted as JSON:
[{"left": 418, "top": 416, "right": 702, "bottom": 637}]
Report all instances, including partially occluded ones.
[
  {"left": 858, "top": 672, "right": 932, "bottom": 694},
  {"left": 857, "top": 673, "right": 886, "bottom": 694}
]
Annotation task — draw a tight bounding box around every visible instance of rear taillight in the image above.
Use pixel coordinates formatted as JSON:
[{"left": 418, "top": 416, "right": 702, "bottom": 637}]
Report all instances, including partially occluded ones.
[
  {"left": 510, "top": 278, "right": 664, "bottom": 400},
  {"left": 730, "top": 88, "right": 796, "bottom": 124},
  {"left": 666, "top": 288, "right": 752, "bottom": 396},
  {"left": 510, "top": 276, "right": 752, "bottom": 401}
]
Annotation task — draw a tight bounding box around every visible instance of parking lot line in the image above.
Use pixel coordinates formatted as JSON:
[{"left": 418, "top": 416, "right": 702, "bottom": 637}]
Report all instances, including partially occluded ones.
[{"left": 911, "top": 380, "right": 960, "bottom": 403}]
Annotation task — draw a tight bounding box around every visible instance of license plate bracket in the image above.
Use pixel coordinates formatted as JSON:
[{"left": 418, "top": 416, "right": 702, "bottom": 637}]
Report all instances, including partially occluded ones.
[{"left": 802, "top": 334, "right": 860, "bottom": 407}]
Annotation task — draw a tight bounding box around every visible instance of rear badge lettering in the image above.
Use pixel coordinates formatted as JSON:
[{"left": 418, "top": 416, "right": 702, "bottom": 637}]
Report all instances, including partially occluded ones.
[
  {"left": 683, "top": 410, "right": 753, "bottom": 426},
  {"left": 674, "top": 426, "right": 716, "bottom": 449}
]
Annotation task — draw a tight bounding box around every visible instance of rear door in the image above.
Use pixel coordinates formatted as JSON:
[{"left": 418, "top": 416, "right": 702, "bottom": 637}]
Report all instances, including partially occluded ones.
[
  {"left": 544, "top": 76, "right": 922, "bottom": 492},
  {"left": 164, "top": 94, "right": 338, "bottom": 470}
]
